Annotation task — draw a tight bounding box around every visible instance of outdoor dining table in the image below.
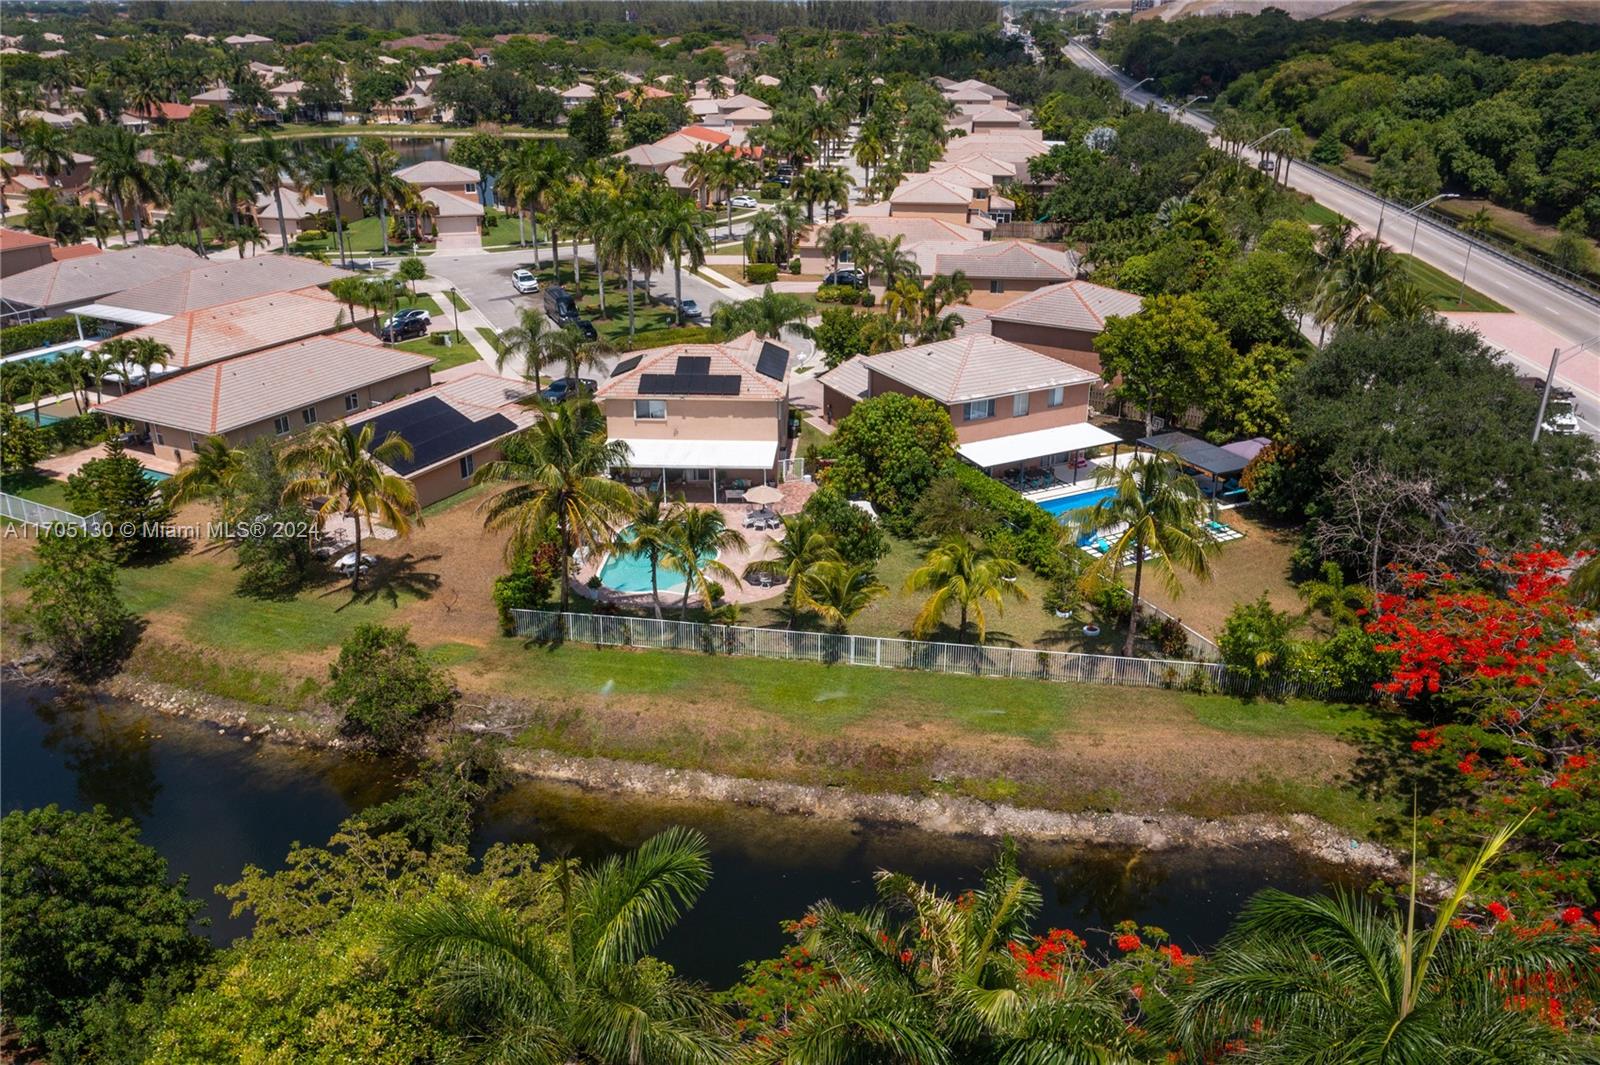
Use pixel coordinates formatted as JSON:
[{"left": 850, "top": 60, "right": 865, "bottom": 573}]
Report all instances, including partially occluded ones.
[{"left": 725, "top": 489, "right": 746, "bottom": 503}]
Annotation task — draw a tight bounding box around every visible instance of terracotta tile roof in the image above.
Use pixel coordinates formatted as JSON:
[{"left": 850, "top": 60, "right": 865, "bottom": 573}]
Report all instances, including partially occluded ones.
[
  {"left": 0, "top": 244, "right": 201, "bottom": 311},
  {"left": 889, "top": 174, "right": 976, "bottom": 206},
  {"left": 99, "top": 255, "right": 352, "bottom": 317},
  {"left": 927, "top": 240, "right": 1081, "bottom": 282},
  {"left": 0, "top": 227, "right": 52, "bottom": 251},
  {"left": 860, "top": 334, "right": 1097, "bottom": 404},
  {"left": 595, "top": 331, "right": 788, "bottom": 401},
  {"left": 988, "top": 280, "right": 1143, "bottom": 333},
  {"left": 421, "top": 187, "right": 484, "bottom": 218},
  {"left": 106, "top": 287, "right": 357, "bottom": 370},
  {"left": 395, "top": 159, "right": 479, "bottom": 185},
  {"left": 96, "top": 330, "right": 431, "bottom": 435},
  {"left": 50, "top": 244, "right": 102, "bottom": 262}
]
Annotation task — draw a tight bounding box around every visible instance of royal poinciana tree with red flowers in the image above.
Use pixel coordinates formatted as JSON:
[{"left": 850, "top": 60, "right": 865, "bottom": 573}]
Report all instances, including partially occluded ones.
[{"left": 1366, "top": 548, "right": 1599, "bottom": 911}]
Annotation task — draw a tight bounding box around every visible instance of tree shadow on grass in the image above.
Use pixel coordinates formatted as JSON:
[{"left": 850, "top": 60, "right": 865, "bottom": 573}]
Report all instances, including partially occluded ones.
[
  {"left": 326, "top": 553, "right": 444, "bottom": 611},
  {"left": 1343, "top": 708, "right": 1471, "bottom": 838}
]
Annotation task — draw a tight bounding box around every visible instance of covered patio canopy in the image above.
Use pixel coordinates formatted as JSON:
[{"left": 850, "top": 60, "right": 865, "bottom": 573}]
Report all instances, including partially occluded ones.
[
  {"left": 70, "top": 304, "right": 173, "bottom": 328},
  {"left": 615, "top": 438, "right": 778, "bottom": 470},
  {"left": 1137, "top": 431, "right": 1249, "bottom": 478},
  {"left": 957, "top": 422, "right": 1121, "bottom": 469}
]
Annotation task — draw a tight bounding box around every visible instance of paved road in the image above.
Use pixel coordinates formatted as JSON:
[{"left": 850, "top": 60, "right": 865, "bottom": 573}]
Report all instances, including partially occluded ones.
[{"left": 1064, "top": 42, "right": 1600, "bottom": 429}]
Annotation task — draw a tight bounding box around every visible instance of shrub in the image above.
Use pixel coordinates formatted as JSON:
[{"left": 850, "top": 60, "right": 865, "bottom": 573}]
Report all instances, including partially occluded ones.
[
  {"left": 296, "top": 228, "right": 325, "bottom": 242},
  {"left": 1042, "top": 573, "right": 1080, "bottom": 617},
  {"left": 816, "top": 284, "right": 861, "bottom": 305},
  {"left": 1218, "top": 594, "right": 1298, "bottom": 687},
  {"left": 0, "top": 316, "right": 79, "bottom": 356},
  {"left": 324, "top": 624, "right": 457, "bottom": 754},
  {"left": 64, "top": 438, "right": 173, "bottom": 561},
  {"left": 1090, "top": 584, "right": 1133, "bottom": 629},
  {"left": 618, "top": 325, "right": 721, "bottom": 351},
  {"left": 745, "top": 263, "right": 779, "bottom": 283},
  {"left": 801, "top": 484, "right": 886, "bottom": 565},
  {"left": 788, "top": 257, "right": 802, "bottom": 274},
  {"left": 944, "top": 462, "right": 1067, "bottom": 578},
  {"left": 492, "top": 542, "right": 559, "bottom": 634},
  {"left": 814, "top": 305, "right": 870, "bottom": 368},
  {"left": 0, "top": 405, "right": 47, "bottom": 473},
  {"left": 20, "top": 533, "right": 133, "bottom": 679},
  {"left": 42, "top": 413, "right": 107, "bottom": 452},
  {"left": 827, "top": 393, "right": 956, "bottom": 535},
  {"left": 858, "top": 290, "right": 875, "bottom": 307},
  {"left": 759, "top": 181, "right": 781, "bottom": 200},
  {"left": 1144, "top": 614, "right": 1192, "bottom": 660}
]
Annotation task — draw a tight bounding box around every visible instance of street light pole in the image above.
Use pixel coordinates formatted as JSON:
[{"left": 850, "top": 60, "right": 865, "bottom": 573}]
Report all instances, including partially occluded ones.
[
  {"left": 1410, "top": 193, "right": 1458, "bottom": 256},
  {"left": 1181, "top": 94, "right": 1207, "bottom": 112},
  {"left": 1532, "top": 334, "right": 1599, "bottom": 443},
  {"left": 1376, "top": 192, "right": 1454, "bottom": 244},
  {"left": 450, "top": 286, "right": 460, "bottom": 341}
]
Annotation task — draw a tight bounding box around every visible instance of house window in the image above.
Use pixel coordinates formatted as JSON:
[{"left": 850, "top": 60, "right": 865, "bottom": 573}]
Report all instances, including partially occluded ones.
[
  {"left": 964, "top": 399, "right": 995, "bottom": 421},
  {"left": 459, "top": 454, "right": 475, "bottom": 479},
  {"left": 189, "top": 435, "right": 199, "bottom": 451},
  {"left": 301, "top": 406, "right": 317, "bottom": 425},
  {"left": 1012, "top": 393, "right": 1029, "bottom": 417},
  {"left": 634, "top": 399, "right": 667, "bottom": 420},
  {"left": 464, "top": 183, "right": 477, "bottom": 194},
  {"left": 1048, "top": 386, "right": 1065, "bottom": 408},
  {"left": 273, "top": 415, "right": 291, "bottom": 435},
  {"left": 154, "top": 428, "right": 165, "bottom": 446},
  {"left": 345, "top": 391, "right": 359, "bottom": 412},
  {"left": 989, "top": 279, "right": 1004, "bottom": 294}
]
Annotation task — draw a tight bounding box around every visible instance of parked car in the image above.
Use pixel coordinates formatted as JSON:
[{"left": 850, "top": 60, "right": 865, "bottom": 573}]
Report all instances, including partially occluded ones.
[
  {"left": 539, "top": 376, "right": 597, "bottom": 403},
  {"left": 678, "top": 298, "right": 702, "bottom": 319},
  {"left": 333, "top": 551, "right": 376, "bottom": 577},
  {"left": 380, "top": 316, "right": 427, "bottom": 342},
  {"left": 571, "top": 318, "right": 599, "bottom": 341},
  {"left": 544, "top": 284, "right": 580, "bottom": 324},
  {"left": 511, "top": 268, "right": 540, "bottom": 294},
  {"left": 387, "top": 307, "right": 431, "bottom": 328},
  {"left": 729, "top": 194, "right": 759, "bottom": 209},
  {"left": 822, "top": 269, "right": 867, "bottom": 288}
]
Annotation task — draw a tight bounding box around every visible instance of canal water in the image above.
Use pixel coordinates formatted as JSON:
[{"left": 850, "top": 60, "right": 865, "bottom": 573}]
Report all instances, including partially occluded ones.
[{"left": 1, "top": 685, "right": 1357, "bottom": 985}]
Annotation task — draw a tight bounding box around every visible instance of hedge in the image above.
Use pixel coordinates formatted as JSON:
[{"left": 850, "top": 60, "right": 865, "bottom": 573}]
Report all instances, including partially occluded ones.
[
  {"left": 745, "top": 263, "right": 779, "bottom": 283},
  {"left": 618, "top": 325, "right": 723, "bottom": 351},
  {"left": 945, "top": 460, "right": 1069, "bottom": 580},
  {"left": 0, "top": 317, "right": 79, "bottom": 357}
]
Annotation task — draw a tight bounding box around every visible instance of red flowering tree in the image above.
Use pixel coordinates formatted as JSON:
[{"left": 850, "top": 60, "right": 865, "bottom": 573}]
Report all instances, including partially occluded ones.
[{"left": 1366, "top": 549, "right": 1599, "bottom": 909}]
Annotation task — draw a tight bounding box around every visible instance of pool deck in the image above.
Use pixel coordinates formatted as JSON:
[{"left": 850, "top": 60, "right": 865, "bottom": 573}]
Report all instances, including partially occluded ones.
[{"left": 36, "top": 441, "right": 181, "bottom": 479}]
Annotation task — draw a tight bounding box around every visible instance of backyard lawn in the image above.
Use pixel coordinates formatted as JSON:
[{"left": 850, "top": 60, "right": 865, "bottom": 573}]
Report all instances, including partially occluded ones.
[{"left": 0, "top": 468, "right": 72, "bottom": 512}]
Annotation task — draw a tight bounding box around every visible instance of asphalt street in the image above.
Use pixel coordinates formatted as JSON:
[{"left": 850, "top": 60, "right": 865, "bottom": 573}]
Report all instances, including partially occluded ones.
[{"left": 1063, "top": 42, "right": 1600, "bottom": 430}]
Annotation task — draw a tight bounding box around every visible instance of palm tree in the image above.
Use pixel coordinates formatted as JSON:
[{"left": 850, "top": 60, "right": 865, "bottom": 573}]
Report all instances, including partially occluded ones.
[
  {"left": 796, "top": 560, "right": 886, "bottom": 633},
  {"left": 88, "top": 127, "right": 151, "bottom": 245},
  {"left": 820, "top": 222, "right": 854, "bottom": 274},
  {"left": 166, "top": 435, "right": 243, "bottom": 506},
  {"left": 164, "top": 177, "right": 222, "bottom": 258},
  {"left": 1076, "top": 454, "right": 1216, "bottom": 658},
  {"left": 495, "top": 308, "right": 574, "bottom": 385},
  {"left": 789, "top": 168, "right": 826, "bottom": 223},
  {"left": 656, "top": 195, "right": 709, "bottom": 326},
  {"left": 1297, "top": 560, "right": 1371, "bottom": 625},
  {"left": 872, "top": 233, "right": 920, "bottom": 289},
  {"left": 663, "top": 505, "right": 747, "bottom": 620},
  {"left": 681, "top": 144, "right": 721, "bottom": 211},
  {"left": 6, "top": 358, "right": 57, "bottom": 424},
  {"left": 1170, "top": 815, "right": 1598, "bottom": 1063},
  {"left": 750, "top": 512, "right": 840, "bottom": 623},
  {"left": 296, "top": 141, "right": 358, "bottom": 266},
  {"left": 744, "top": 208, "right": 785, "bottom": 266},
  {"left": 906, "top": 535, "right": 1027, "bottom": 644},
  {"left": 473, "top": 399, "right": 633, "bottom": 613},
  {"left": 17, "top": 120, "right": 74, "bottom": 189},
  {"left": 597, "top": 199, "right": 659, "bottom": 340},
  {"left": 710, "top": 285, "right": 815, "bottom": 341},
  {"left": 209, "top": 138, "right": 261, "bottom": 233},
  {"left": 813, "top": 166, "right": 852, "bottom": 222},
  {"left": 52, "top": 347, "right": 89, "bottom": 415},
  {"left": 280, "top": 422, "right": 420, "bottom": 592},
  {"left": 498, "top": 140, "right": 563, "bottom": 254},
  {"left": 1312, "top": 236, "right": 1406, "bottom": 334},
  {"left": 618, "top": 491, "right": 680, "bottom": 620},
  {"left": 384, "top": 827, "right": 729, "bottom": 1065},
  {"left": 131, "top": 337, "right": 172, "bottom": 388},
  {"left": 852, "top": 129, "right": 887, "bottom": 196},
  {"left": 352, "top": 137, "right": 409, "bottom": 257}
]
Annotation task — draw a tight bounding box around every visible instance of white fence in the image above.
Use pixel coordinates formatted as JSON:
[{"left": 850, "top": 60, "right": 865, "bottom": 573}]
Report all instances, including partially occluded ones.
[
  {"left": 0, "top": 492, "right": 101, "bottom": 530},
  {"left": 512, "top": 608, "right": 1237, "bottom": 693}
]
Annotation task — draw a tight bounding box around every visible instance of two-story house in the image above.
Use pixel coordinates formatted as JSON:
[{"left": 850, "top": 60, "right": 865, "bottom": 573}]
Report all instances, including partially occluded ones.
[
  {"left": 818, "top": 334, "right": 1117, "bottom": 478},
  {"left": 985, "top": 280, "right": 1144, "bottom": 375},
  {"left": 394, "top": 160, "right": 483, "bottom": 248},
  {"left": 595, "top": 332, "right": 791, "bottom": 499}
]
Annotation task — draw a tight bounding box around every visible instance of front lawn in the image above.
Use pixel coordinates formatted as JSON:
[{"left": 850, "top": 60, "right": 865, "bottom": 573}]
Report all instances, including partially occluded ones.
[
  {"left": 481, "top": 214, "right": 541, "bottom": 248},
  {"left": 391, "top": 329, "right": 479, "bottom": 370}
]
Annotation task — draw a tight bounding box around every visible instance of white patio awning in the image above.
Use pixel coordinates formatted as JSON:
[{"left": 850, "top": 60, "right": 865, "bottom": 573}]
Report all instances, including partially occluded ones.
[
  {"left": 616, "top": 438, "right": 778, "bottom": 470},
  {"left": 71, "top": 304, "right": 172, "bottom": 327},
  {"left": 958, "top": 422, "right": 1121, "bottom": 469}
]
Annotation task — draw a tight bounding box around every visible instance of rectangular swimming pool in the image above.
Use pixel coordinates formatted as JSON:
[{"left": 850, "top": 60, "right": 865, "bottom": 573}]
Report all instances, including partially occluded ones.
[{"left": 1036, "top": 485, "right": 1118, "bottom": 520}]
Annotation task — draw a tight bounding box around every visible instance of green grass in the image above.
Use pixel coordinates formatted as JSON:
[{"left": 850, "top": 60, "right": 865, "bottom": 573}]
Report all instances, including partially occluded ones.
[
  {"left": 391, "top": 329, "right": 479, "bottom": 370},
  {"left": 443, "top": 289, "right": 471, "bottom": 312},
  {"left": 476, "top": 326, "right": 502, "bottom": 352},
  {"left": 1300, "top": 200, "right": 1344, "bottom": 226},
  {"left": 482, "top": 215, "right": 541, "bottom": 248},
  {"left": 1182, "top": 693, "right": 1380, "bottom": 739},
  {"left": 0, "top": 469, "right": 72, "bottom": 512},
  {"left": 1398, "top": 253, "right": 1508, "bottom": 313},
  {"left": 393, "top": 292, "right": 445, "bottom": 317},
  {"left": 288, "top": 216, "right": 390, "bottom": 257}
]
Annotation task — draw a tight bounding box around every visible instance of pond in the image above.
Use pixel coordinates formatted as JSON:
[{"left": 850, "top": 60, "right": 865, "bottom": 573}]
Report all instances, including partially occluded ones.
[
  {"left": 289, "top": 134, "right": 457, "bottom": 168},
  {"left": 1, "top": 685, "right": 1359, "bottom": 985}
]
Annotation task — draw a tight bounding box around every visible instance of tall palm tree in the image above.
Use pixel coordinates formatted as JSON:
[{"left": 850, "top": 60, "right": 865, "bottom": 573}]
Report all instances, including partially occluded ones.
[
  {"left": 163, "top": 177, "right": 222, "bottom": 258},
  {"left": 1076, "top": 453, "right": 1216, "bottom": 657},
  {"left": 813, "top": 166, "right": 852, "bottom": 223},
  {"left": 852, "top": 129, "right": 887, "bottom": 196},
  {"left": 17, "top": 120, "right": 74, "bottom": 189},
  {"left": 663, "top": 505, "right": 747, "bottom": 620},
  {"left": 872, "top": 233, "right": 920, "bottom": 289},
  {"left": 906, "top": 535, "right": 1027, "bottom": 644},
  {"left": 1312, "top": 236, "right": 1406, "bottom": 335},
  {"left": 796, "top": 560, "right": 887, "bottom": 633},
  {"left": 597, "top": 199, "right": 659, "bottom": 340},
  {"left": 166, "top": 435, "right": 244, "bottom": 506},
  {"left": 88, "top": 127, "right": 151, "bottom": 245},
  {"left": 751, "top": 512, "right": 840, "bottom": 624},
  {"left": 131, "top": 337, "right": 172, "bottom": 388},
  {"left": 473, "top": 399, "right": 633, "bottom": 613},
  {"left": 295, "top": 141, "right": 358, "bottom": 266},
  {"left": 384, "top": 827, "right": 729, "bottom": 1065},
  {"left": 655, "top": 195, "right": 709, "bottom": 326},
  {"left": 681, "top": 144, "right": 721, "bottom": 211},
  {"left": 209, "top": 137, "right": 261, "bottom": 232},
  {"left": 495, "top": 308, "right": 576, "bottom": 385},
  {"left": 710, "top": 285, "right": 815, "bottom": 341},
  {"left": 280, "top": 422, "right": 419, "bottom": 592},
  {"left": 352, "top": 137, "right": 409, "bottom": 257},
  {"left": 1170, "top": 815, "right": 1598, "bottom": 1063},
  {"left": 618, "top": 491, "right": 679, "bottom": 620}
]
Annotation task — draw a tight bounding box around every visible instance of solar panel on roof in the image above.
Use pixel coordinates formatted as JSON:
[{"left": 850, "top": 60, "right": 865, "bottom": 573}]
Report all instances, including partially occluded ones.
[
  {"left": 754, "top": 342, "right": 788, "bottom": 382},
  {"left": 675, "top": 355, "right": 711, "bottom": 374},
  {"left": 361, "top": 396, "right": 518, "bottom": 476},
  {"left": 611, "top": 354, "right": 643, "bottom": 377},
  {"left": 638, "top": 373, "right": 741, "bottom": 396}
]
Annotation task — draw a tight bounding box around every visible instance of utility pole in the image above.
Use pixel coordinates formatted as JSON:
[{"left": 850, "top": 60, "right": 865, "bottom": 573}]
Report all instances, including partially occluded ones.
[{"left": 1533, "top": 346, "right": 1562, "bottom": 444}]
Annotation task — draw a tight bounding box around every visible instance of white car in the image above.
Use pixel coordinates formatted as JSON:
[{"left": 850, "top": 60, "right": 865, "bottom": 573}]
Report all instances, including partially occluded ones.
[
  {"left": 729, "top": 194, "right": 759, "bottom": 209},
  {"left": 333, "top": 551, "right": 376, "bottom": 577},
  {"left": 511, "top": 268, "right": 540, "bottom": 294}
]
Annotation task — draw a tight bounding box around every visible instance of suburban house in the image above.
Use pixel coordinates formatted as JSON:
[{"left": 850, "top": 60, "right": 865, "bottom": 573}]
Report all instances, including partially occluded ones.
[
  {"left": 939, "top": 78, "right": 1011, "bottom": 108},
  {"left": 909, "top": 240, "right": 1082, "bottom": 301},
  {"left": 818, "top": 334, "right": 1118, "bottom": 477},
  {"left": 394, "top": 160, "right": 483, "bottom": 248},
  {"left": 0, "top": 244, "right": 203, "bottom": 322},
  {"left": 595, "top": 331, "right": 792, "bottom": 498},
  {"left": 0, "top": 228, "right": 56, "bottom": 276},
  {"left": 102, "top": 287, "right": 372, "bottom": 375},
  {"left": 344, "top": 371, "right": 536, "bottom": 507},
  {"left": 560, "top": 83, "right": 597, "bottom": 110},
  {"left": 76, "top": 254, "right": 351, "bottom": 319},
  {"left": 2, "top": 148, "right": 94, "bottom": 197},
  {"left": 796, "top": 214, "right": 983, "bottom": 273},
  {"left": 222, "top": 33, "right": 273, "bottom": 46},
  {"left": 395, "top": 160, "right": 480, "bottom": 203},
  {"left": 617, "top": 142, "right": 685, "bottom": 173},
  {"left": 983, "top": 280, "right": 1144, "bottom": 375},
  {"left": 889, "top": 172, "right": 993, "bottom": 224},
  {"left": 374, "top": 91, "right": 438, "bottom": 124},
  {"left": 253, "top": 188, "right": 359, "bottom": 237},
  {"left": 95, "top": 330, "right": 434, "bottom": 464}
]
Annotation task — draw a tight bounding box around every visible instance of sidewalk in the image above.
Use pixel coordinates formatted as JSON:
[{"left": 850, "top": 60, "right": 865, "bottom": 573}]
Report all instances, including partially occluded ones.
[{"left": 412, "top": 278, "right": 502, "bottom": 372}]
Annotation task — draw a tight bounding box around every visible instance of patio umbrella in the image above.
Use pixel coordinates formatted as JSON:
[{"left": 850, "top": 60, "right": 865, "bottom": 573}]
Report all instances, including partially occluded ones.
[{"left": 744, "top": 484, "right": 784, "bottom": 506}]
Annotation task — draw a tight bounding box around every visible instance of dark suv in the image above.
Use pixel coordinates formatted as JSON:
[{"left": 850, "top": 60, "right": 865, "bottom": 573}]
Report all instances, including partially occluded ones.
[
  {"left": 379, "top": 310, "right": 429, "bottom": 342},
  {"left": 822, "top": 268, "right": 867, "bottom": 288},
  {"left": 544, "top": 284, "right": 580, "bottom": 324},
  {"left": 539, "top": 376, "right": 597, "bottom": 403}
]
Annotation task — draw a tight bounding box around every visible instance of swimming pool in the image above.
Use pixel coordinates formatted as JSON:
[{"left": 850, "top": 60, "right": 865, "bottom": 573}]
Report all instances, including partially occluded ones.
[
  {"left": 142, "top": 468, "right": 170, "bottom": 483},
  {"left": 1036, "top": 485, "right": 1118, "bottom": 520},
  {"left": 597, "top": 527, "right": 716, "bottom": 594}
]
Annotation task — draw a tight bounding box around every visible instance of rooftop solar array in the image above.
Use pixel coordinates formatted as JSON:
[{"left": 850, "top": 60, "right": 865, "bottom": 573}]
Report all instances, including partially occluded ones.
[
  {"left": 638, "top": 372, "right": 741, "bottom": 396},
  {"left": 754, "top": 342, "right": 788, "bottom": 382},
  {"left": 610, "top": 354, "right": 643, "bottom": 377},
  {"left": 361, "top": 396, "right": 517, "bottom": 475},
  {"left": 675, "top": 355, "right": 711, "bottom": 374}
]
